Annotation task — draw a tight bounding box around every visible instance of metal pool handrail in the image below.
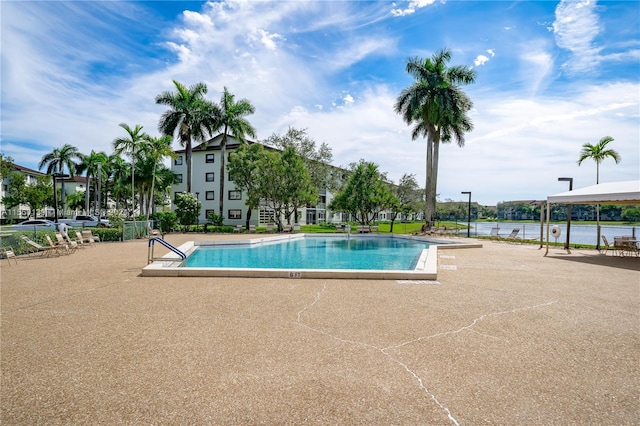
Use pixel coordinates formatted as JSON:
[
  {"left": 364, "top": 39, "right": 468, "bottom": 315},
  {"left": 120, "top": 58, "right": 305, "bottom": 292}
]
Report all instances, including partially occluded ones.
[{"left": 148, "top": 237, "right": 186, "bottom": 264}]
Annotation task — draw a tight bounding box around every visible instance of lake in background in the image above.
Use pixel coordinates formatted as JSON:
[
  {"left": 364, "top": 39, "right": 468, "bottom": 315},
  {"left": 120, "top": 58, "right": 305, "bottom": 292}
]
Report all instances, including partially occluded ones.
[{"left": 466, "top": 222, "right": 638, "bottom": 246}]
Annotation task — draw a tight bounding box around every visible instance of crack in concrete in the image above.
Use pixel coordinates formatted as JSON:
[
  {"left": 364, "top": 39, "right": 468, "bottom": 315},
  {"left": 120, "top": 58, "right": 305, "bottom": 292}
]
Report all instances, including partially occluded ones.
[{"left": 295, "top": 284, "right": 558, "bottom": 425}]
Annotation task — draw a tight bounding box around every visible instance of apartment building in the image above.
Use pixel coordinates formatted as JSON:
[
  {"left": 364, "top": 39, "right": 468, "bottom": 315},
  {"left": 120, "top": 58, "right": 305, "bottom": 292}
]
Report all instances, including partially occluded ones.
[
  {"left": 171, "top": 134, "right": 337, "bottom": 226},
  {"left": 0, "top": 162, "right": 88, "bottom": 221}
]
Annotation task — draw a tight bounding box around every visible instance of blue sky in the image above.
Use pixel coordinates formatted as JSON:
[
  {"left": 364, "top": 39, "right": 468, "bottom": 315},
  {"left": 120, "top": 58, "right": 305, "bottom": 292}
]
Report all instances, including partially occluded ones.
[{"left": 1, "top": 0, "right": 638, "bottom": 205}]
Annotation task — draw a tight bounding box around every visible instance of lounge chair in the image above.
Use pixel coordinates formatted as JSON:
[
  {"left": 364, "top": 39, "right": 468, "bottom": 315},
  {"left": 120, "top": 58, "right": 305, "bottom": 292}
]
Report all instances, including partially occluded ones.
[
  {"left": 249, "top": 225, "right": 256, "bottom": 232},
  {"left": 46, "top": 234, "right": 72, "bottom": 255},
  {"left": 502, "top": 228, "right": 520, "bottom": 242},
  {"left": 234, "top": 224, "right": 244, "bottom": 233},
  {"left": 357, "top": 225, "right": 370, "bottom": 233},
  {"left": 266, "top": 223, "right": 274, "bottom": 233},
  {"left": 282, "top": 224, "right": 292, "bottom": 233},
  {"left": 1, "top": 246, "right": 18, "bottom": 265},
  {"left": 147, "top": 224, "right": 161, "bottom": 238},
  {"left": 489, "top": 227, "right": 501, "bottom": 241},
  {"left": 20, "top": 235, "right": 57, "bottom": 257},
  {"left": 81, "top": 230, "right": 100, "bottom": 244},
  {"left": 56, "top": 232, "right": 78, "bottom": 251}
]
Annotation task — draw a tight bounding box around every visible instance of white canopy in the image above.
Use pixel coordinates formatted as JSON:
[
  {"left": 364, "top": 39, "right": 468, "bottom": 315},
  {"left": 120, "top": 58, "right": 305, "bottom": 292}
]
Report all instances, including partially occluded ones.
[{"left": 547, "top": 180, "right": 640, "bottom": 205}]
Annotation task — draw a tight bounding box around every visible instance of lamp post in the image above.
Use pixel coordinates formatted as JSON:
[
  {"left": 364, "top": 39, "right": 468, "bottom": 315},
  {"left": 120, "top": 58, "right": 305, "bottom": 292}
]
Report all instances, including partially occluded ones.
[
  {"left": 461, "top": 191, "right": 472, "bottom": 238},
  {"left": 558, "top": 177, "right": 573, "bottom": 252},
  {"left": 51, "top": 173, "right": 69, "bottom": 223}
]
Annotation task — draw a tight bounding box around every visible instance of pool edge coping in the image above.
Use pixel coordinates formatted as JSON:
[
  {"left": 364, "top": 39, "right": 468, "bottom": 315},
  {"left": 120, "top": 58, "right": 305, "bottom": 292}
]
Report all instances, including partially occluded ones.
[{"left": 142, "top": 233, "right": 482, "bottom": 280}]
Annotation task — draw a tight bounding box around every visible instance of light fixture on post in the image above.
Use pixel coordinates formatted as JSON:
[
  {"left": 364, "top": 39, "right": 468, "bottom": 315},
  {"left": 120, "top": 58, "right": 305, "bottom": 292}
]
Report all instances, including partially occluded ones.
[
  {"left": 558, "top": 177, "right": 573, "bottom": 253},
  {"left": 461, "top": 191, "right": 472, "bottom": 238},
  {"left": 51, "top": 173, "right": 69, "bottom": 224}
]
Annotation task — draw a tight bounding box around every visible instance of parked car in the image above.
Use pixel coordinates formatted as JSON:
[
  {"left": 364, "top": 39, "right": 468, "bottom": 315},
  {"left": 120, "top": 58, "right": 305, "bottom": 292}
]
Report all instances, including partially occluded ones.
[
  {"left": 11, "top": 219, "right": 59, "bottom": 231},
  {"left": 58, "top": 215, "right": 111, "bottom": 228}
]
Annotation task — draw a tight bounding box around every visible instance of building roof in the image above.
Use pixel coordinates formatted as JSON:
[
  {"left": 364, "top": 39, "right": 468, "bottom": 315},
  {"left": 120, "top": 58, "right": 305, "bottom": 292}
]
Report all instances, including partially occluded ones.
[
  {"left": 13, "top": 164, "right": 46, "bottom": 176},
  {"left": 547, "top": 180, "right": 640, "bottom": 205}
]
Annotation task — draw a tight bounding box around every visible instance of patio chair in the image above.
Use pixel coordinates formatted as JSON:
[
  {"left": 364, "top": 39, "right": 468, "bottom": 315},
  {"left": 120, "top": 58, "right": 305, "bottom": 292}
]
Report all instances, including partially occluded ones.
[
  {"left": 19, "top": 235, "right": 57, "bottom": 257},
  {"left": 266, "top": 223, "right": 275, "bottom": 233},
  {"left": 621, "top": 236, "right": 639, "bottom": 257},
  {"left": 613, "top": 237, "right": 627, "bottom": 257},
  {"left": 502, "top": 228, "right": 520, "bottom": 242},
  {"left": 489, "top": 227, "right": 501, "bottom": 241},
  {"left": 45, "top": 235, "right": 72, "bottom": 255},
  {"left": 600, "top": 236, "right": 613, "bottom": 255},
  {"left": 81, "top": 230, "right": 100, "bottom": 244},
  {"left": 249, "top": 225, "right": 256, "bottom": 232},
  {"left": 56, "top": 232, "right": 78, "bottom": 251},
  {"left": 147, "top": 223, "right": 161, "bottom": 238},
  {"left": 1, "top": 246, "right": 18, "bottom": 265}
]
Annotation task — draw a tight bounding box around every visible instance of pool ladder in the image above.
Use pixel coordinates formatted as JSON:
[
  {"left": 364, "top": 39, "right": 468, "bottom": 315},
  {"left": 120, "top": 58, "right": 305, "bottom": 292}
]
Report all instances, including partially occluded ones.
[{"left": 148, "top": 237, "right": 186, "bottom": 264}]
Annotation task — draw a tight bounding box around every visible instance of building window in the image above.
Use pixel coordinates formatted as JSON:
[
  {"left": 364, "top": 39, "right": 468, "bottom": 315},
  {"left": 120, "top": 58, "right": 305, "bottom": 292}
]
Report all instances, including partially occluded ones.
[
  {"left": 228, "top": 209, "right": 242, "bottom": 220},
  {"left": 205, "top": 209, "right": 216, "bottom": 221},
  {"left": 206, "top": 153, "right": 215, "bottom": 163},
  {"left": 174, "top": 191, "right": 182, "bottom": 201},
  {"left": 176, "top": 174, "right": 183, "bottom": 183},
  {"left": 206, "top": 172, "right": 215, "bottom": 182},
  {"left": 175, "top": 156, "right": 183, "bottom": 165},
  {"left": 229, "top": 190, "right": 242, "bottom": 200},
  {"left": 206, "top": 191, "right": 214, "bottom": 200}
]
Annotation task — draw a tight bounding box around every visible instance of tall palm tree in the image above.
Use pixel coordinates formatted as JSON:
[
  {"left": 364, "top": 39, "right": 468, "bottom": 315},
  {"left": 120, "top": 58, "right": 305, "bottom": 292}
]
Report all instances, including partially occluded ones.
[
  {"left": 38, "top": 143, "right": 82, "bottom": 218},
  {"left": 394, "top": 48, "right": 476, "bottom": 229},
  {"left": 107, "top": 154, "right": 130, "bottom": 213},
  {"left": 80, "top": 150, "right": 108, "bottom": 214},
  {"left": 155, "top": 80, "right": 213, "bottom": 194},
  {"left": 141, "top": 135, "right": 176, "bottom": 225},
  {"left": 113, "top": 123, "right": 147, "bottom": 218},
  {"left": 210, "top": 87, "right": 256, "bottom": 218},
  {"left": 578, "top": 136, "right": 621, "bottom": 248}
]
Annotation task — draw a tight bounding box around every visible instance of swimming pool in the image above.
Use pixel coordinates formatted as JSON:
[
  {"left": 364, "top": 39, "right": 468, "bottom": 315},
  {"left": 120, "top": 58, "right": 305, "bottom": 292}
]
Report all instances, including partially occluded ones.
[
  {"left": 142, "top": 234, "right": 481, "bottom": 280},
  {"left": 186, "top": 235, "right": 430, "bottom": 270}
]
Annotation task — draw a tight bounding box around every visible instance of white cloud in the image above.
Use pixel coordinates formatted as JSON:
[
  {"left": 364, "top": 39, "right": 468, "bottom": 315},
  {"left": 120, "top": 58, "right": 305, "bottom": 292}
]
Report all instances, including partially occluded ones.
[
  {"left": 552, "top": 0, "right": 603, "bottom": 74},
  {"left": 391, "top": 0, "right": 437, "bottom": 17},
  {"left": 474, "top": 55, "right": 490, "bottom": 66},
  {"left": 520, "top": 49, "right": 554, "bottom": 95}
]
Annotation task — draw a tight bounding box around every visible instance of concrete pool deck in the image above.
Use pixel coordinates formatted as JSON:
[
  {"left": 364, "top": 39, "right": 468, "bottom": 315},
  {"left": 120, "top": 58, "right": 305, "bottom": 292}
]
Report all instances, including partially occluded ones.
[{"left": 1, "top": 233, "right": 638, "bottom": 424}]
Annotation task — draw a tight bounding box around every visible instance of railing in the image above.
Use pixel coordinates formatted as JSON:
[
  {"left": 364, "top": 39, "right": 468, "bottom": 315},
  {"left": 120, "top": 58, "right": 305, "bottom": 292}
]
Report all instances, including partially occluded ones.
[{"left": 147, "top": 237, "right": 186, "bottom": 264}]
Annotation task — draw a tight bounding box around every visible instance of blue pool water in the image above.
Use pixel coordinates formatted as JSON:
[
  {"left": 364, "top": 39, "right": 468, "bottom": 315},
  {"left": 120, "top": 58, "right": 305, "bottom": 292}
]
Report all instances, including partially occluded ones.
[{"left": 184, "top": 236, "right": 431, "bottom": 270}]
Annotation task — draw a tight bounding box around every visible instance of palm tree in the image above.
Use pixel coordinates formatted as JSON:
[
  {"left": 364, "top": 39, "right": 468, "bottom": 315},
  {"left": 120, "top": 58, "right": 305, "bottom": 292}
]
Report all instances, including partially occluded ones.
[
  {"left": 38, "top": 143, "right": 82, "bottom": 218},
  {"left": 394, "top": 48, "right": 476, "bottom": 229},
  {"left": 141, "top": 135, "right": 176, "bottom": 226},
  {"left": 107, "top": 154, "right": 130, "bottom": 213},
  {"left": 80, "top": 150, "right": 108, "bottom": 214},
  {"left": 113, "top": 123, "right": 147, "bottom": 218},
  {"left": 578, "top": 136, "right": 621, "bottom": 248},
  {"left": 155, "top": 80, "right": 213, "bottom": 194},
  {"left": 210, "top": 87, "right": 256, "bottom": 218}
]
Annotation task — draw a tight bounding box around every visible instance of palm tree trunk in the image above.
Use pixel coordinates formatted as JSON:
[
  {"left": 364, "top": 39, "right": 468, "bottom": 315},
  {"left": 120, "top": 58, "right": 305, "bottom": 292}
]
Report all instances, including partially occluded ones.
[
  {"left": 85, "top": 175, "right": 91, "bottom": 213},
  {"left": 185, "top": 139, "right": 192, "bottom": 193},
  {"left": 431, "top": 136, "right": 441, "bottom": 221},
  {"left": 146, "top": 165, "right": 156, "bottom": 234},
  {"left": 596, "top": 162, "right": 600, "bottom": 249},
  {"left": 424, "top": 131, "right": 436, "bottom": 229},
  {"left": 219, "top": 134, "right": 227, "bottom": 220}
]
